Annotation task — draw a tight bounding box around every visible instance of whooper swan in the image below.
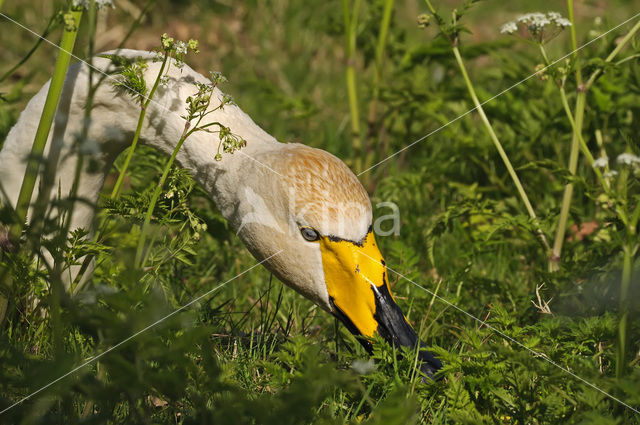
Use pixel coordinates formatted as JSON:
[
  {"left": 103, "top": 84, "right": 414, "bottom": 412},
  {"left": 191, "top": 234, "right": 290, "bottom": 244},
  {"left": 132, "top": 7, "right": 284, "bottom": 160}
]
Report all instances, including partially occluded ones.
[{"left": 0, "top": 50, "right": 442, "bottom": 378}]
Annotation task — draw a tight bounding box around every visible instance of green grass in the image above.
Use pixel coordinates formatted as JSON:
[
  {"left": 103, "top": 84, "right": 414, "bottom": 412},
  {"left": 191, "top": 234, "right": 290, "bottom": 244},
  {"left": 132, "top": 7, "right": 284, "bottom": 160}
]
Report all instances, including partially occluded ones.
[{"left": 1, "top": 0, "right": 640, "bottom": 423}]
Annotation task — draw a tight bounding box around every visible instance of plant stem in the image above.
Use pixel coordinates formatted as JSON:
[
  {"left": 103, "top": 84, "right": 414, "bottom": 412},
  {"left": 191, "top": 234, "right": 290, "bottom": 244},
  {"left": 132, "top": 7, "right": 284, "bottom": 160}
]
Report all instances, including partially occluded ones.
[
  {"left": 373, "top": 0, "right": 393, "bottom": 99},
  {"left": 617, "top": 240, "right": 634, "bottom": 379},
  {"left": 551, "top": 91, "right": 585, "bottom": 267},
  {"left": 343, "top": 0, "right": 362, "bottom": 173},
  {"left": 538, "top": 44, "right": 550, "bottom": 65},
  {"left": 110, "top": 54, "right": 169, "bottom": 199},
  {"left": 133, "top": 103, "right": 223, "bottom": 267},
  {"left": 423, "top": 0, "right": 436, "bottom": 17},
  {"left": 0, "top": 9, "right": 82, "bottom": 325},
  {"left": 9, "top": 9, "right": 83, "bottom": 241},
  {"left": 7, "top": 6, "right": 82, "bottom": 341},
  {"left": 557, "top": 87, "right": 608, "bottom": 189},
  {"left": 615, "top": 160, "right": 639, "bottom": 380},
  {"left": 364, "top": 0, "right": 394, "bottom": 178},
  {"left": 452, "top": 46, "right": 550, "bottom": 252},
  {"left": 63, "top": 1, "right": 98, "bottom": 236},
  {"left": 550, "top": 0, "right": 583, "bottom": 271},
  {"left": 54, "top": 0, "right": 103, "bottom": 354},
  {"left": 135, "top": 122, "right": 191, "bottom": 266},
  {"left": 567, "top": 0, "right": 579, "bottom": 69}
]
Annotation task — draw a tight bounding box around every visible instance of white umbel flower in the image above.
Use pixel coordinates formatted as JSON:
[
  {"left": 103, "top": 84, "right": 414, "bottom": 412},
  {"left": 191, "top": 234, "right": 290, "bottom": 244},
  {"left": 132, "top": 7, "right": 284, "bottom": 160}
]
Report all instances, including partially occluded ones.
[
  {"left": 592, "top": 157, "right": 609, "bottom": 169},
  {"left": 548, "top": 11, "right": 572, "bottom": 28},
  {"left": 501, "top": 11, "right": 571, "bottom": 41},
  {"left": 617, "top": 153, "right": 640, "bottom": 166},
  {"left": 517, "top": 12, "right": 550, "bottom": 33},
  {"left": 500, "top": 21, "right": 518, "bottom": 34},
  {"left": 174, "top": 41, "right": 187, "bottom": 56},
  {"left": 73, "top": 0, "right": 114, "bottom": 9}
]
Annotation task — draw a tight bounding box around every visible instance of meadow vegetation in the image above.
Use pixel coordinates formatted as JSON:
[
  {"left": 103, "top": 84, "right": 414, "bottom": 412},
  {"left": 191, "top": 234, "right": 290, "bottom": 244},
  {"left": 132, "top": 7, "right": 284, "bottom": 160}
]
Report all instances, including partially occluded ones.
[{"left": 1, "top": 0, "right": 640, "bottom": 423}]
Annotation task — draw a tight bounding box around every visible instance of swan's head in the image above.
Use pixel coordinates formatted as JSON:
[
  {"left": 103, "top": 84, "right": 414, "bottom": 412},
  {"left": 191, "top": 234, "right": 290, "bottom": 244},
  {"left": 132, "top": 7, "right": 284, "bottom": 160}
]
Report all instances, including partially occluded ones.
[{"left": 234, "top": 144, "right": 442, "bottom": 378}]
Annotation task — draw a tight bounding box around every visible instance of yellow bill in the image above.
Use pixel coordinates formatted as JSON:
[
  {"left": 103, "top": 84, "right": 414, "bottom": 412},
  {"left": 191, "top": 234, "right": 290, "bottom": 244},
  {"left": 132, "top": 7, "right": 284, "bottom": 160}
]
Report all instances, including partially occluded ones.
[{"left": 319, "top": 228, "right": 442, "bottom": 378}]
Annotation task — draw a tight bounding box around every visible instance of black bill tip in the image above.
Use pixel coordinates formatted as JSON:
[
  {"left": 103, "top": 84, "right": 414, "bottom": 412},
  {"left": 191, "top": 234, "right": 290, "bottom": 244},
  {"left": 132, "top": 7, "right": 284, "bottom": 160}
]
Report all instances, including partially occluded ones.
[
  {"left": 373, "top": 279, "right": 443, "bottom": 380},
  {"left": 416, "top": 344, "right": 443, "bottom": 380},
  {"left": 330, "top": 280, "right": 444, "bottom": 380}
]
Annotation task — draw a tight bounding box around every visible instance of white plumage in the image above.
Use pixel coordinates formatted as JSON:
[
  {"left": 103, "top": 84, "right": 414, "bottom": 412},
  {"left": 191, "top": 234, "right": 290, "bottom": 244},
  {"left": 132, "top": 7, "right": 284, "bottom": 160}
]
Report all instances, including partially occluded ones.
[{"left": 0, "top": 50, "right": 442, "bottom": 378}]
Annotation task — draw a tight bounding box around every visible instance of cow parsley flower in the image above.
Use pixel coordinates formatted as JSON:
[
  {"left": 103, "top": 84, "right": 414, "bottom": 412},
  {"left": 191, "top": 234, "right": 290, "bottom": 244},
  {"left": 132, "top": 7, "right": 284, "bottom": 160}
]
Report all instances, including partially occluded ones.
[
  {"left": 158, "top": 34, "right": 199, "bottom": 70},
  {"left": 517, "top": 12, "right": 550, "bottom": 34},
  {"left": 547, "top": 11, "right": 561, "bottom": 20},
  {"left": 501, "top": 11, "right": 571, "bottom": 42},
  {"left": 500, "top": 21, "right": 518, "bottom": 34},
  {"left": 174, "top": 40, "right": 187, "bottom": 56},
  {"left": 73, "top": 0, "right": 114, "bottom": 9},
  {"left": 152, "top": 50, "right": 164, "bottom": 63},
  {"left": 547, "top": 11, "right": 572, "bottom": 28},
  {"left": 159, "top": 75, "right": 170, "bottom": 88},
  {"left": 592, "top": 157, "right": 609, "bottom": 169},
  {"left": 616, "top": 153, "right": 640, "bottom": 166},
  {"left": 604, "top": 170, "right": 619, "bottom": 178}
]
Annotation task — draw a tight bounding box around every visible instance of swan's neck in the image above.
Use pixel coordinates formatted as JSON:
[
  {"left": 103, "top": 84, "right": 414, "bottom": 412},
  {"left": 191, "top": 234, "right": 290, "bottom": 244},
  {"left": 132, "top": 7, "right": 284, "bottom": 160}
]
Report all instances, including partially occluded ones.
[{"left": 0, "top": 50, "right": 280, "bottom": 233}]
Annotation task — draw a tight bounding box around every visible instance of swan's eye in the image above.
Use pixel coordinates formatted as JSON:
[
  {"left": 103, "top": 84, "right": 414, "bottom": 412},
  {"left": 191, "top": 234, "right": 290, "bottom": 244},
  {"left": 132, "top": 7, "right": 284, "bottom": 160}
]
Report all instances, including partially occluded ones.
[{"left": 300, "top": 227, "right": 320, "bottom": 242}]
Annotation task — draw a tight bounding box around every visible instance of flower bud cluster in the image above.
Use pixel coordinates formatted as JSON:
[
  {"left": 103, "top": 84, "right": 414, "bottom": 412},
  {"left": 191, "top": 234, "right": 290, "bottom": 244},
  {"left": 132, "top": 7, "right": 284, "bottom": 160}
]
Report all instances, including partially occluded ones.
[{"left": 157, "top": 33, "right": 199, "bottom": 69}]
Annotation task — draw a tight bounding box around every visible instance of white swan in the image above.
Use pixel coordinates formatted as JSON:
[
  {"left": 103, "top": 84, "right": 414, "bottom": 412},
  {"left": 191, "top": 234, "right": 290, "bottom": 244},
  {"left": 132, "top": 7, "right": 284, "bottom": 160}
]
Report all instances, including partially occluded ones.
[{"left": 0, "top": 50, "right": 442, "bottom": 377}]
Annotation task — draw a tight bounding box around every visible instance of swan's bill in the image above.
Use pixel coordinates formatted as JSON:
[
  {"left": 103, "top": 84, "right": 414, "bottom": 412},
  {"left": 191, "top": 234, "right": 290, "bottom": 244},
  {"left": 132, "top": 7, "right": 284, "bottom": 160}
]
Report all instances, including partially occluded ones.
[{"left": 319, "top": 229, "right": 442, "bottom": 379}]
